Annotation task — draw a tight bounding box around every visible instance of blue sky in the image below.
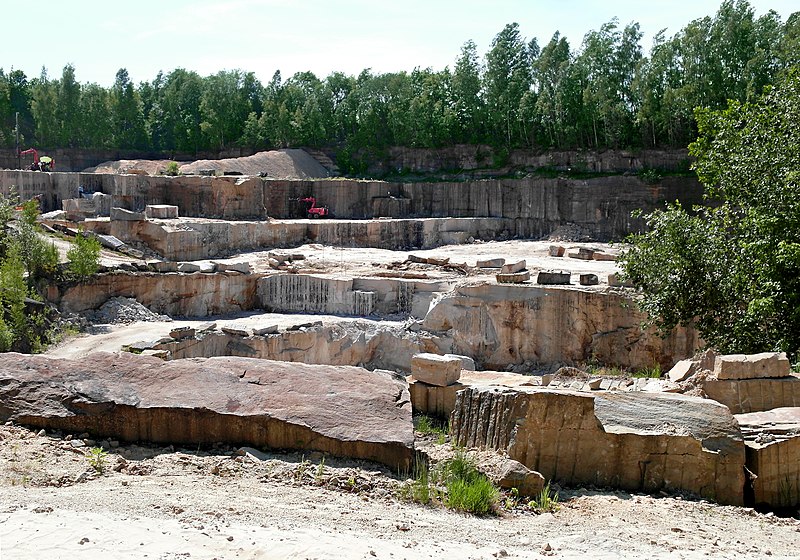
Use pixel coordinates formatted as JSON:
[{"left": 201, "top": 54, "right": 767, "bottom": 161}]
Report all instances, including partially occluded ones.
[{"left": 3, "top": 0, "right": 797, "bottom": 86}]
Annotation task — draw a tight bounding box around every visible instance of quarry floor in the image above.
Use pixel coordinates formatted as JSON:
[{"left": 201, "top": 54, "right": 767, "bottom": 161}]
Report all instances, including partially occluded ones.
[{"left": 1, "top": 424, "right": 798, "bottom": 560}]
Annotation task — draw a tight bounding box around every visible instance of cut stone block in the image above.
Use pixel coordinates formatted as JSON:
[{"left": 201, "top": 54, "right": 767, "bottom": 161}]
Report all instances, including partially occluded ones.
[
  {"left": 451, "top": 387, "right": 746, "bottom": 505},
  {"left": 476, "top": 258, "right": 505, "bottom": 268},
  {"left": 667, "top": 359, "right": 696, "bottom": 383},
  {"left": 496, "top": 271, "right": 530, "bottom": 284},
  {"left": 701, "top": 375, "right": 800, "bottom": 414},
  {"left": 426, "top": 257, "right": 449, "bottom": 266},
  {"left": 145, "top": 205, "right": 179, "bottom": 219},
  {"left": 97, "top": 234, "right": 126, "bottom": 251},
  {"left": 567, "top": 248, "right": 595, "bottom": 260},
  {"left": 548, "top": 245, "right": 565, "bottom": 257},
  {"left": 411, "top": 353, "right": 462, "bottom": 387},
  {"left": 253, "top": 325, "right": 279, "bottom": 336},
  {"left": 177, "top": 262, "right": 201, "bottom": 273},
  {"left": 213, "top": 261, "right": 252, "bottom": 274},
  {"left": 110, "top": 207, "right": 146, "bottom": 221},
  {"left": 222, "top": 325, "right": 250, "bottom": 337},
  {"left": 592, "top": 251, "right": 617, "bottom": 262},
  {"left": 537, "top": 271, "right": 570, "bottom": 285},
  {"left": 714, "top": 352, "right": 791, "bottom": 380},
  {"left": 0, "top": 353, "right": 414, "bottom": 471},
  {"left": 407, "top": 254, "right": 426, "bottom": 264},
  {"left": 169, "top": 327, "right": 195, "bottom": 340},
  {"left": 445, "top": 354, "right": 476, "bottom": 371},
  {"left": 149, "top": 261, "right": 178, "bottom": 273},
  {"left": 736, "top": 407, "right": 800, "bottom": 508},
  {"left": 579, "top": 274, "right": 599, "bottom": 286},
  {"left": 608, "top": 273, "right": 634, "bottom": 287},
  {"left": 500, "top": 260, "right": 526, "bottom": 274}
]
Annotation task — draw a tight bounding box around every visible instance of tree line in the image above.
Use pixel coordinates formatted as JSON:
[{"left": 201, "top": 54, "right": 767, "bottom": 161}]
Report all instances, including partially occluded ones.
[{"left": 1, "top": 0, "right": 798, "bottom": 173}]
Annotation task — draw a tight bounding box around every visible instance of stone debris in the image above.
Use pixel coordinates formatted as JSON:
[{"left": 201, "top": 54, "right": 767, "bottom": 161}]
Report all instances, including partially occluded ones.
[
  {"left": 252, "top": 325, "right": 279, "bottom": 336},
  {"left": 177, "top": 262, "right": 201, "bottom": 273},
  {"left": 85, "top": 297, "right": 172, "bottom": 325},
  {"left": 96, "top": 234, "right": 126, "bottom": 251},
  {"left": 221, "top": 325, "right": 250, "bottom": 337},
  {"left": 148, "top": 261, "right": 178, "bottom": 273},
  {"left": 592, "top": 251, "right": 617, "bottom": 261},
  {"left": 169, "top": 327, "right": 195, "bottom": 340},
  {"left": 213, "top": 261, "right": 252, "bottom": 274},
  {"left": 579, "top": 273, "right": 599, "bottom": 286},
  {"left": 548, "top": 245, "right": 565, "bottom": 257}
]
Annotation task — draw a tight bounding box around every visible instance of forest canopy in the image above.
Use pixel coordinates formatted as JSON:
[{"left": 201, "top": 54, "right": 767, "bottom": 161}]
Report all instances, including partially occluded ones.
[{"left": 1, "top": 1, "right": 798, "bottom": 173}]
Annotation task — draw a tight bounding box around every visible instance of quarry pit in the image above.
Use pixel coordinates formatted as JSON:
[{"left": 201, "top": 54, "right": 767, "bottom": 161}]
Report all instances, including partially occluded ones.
[{"left": 2, "top": 150, "right": 800, "bottom": 558}]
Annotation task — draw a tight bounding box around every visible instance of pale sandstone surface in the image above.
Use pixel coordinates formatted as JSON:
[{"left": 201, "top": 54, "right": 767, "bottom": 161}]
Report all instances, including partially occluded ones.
[
  {"left": 1, "top": 424, "right": 798, "bottom": 560},
  {"left": 0, "top": 353, "right": 414, "bottom": 470}
]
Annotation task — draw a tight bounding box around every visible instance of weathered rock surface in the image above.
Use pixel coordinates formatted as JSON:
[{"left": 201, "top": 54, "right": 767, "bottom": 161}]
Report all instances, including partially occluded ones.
[
  {"left": 450, "top": 386, "right": 745, "bottom": 505},
  {"left": 145, "top": 205, "right": 179, "bottom": 219},
  {"left": 423, "top": 283, "right": 700, "bottom": 370},
  {"left": 0, "top": 353, "right": 414, "bottom": 470},
  {"left": 736, "top": 407, "right": 800, "bottom": 508},
  {"left": 697, "top": 376, "right": 800, "bottom": 414},
  {"left": 714, "top": 352, "right": 791, "bottom": 380}
]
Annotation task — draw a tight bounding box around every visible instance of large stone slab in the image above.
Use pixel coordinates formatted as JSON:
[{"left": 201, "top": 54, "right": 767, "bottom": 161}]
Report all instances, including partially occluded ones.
[
  {"left": 450, "top": 386, "right": 745, "bottom": 505},
  {"left": 714, "top": 352, "right": 791, "bottom": 380},
  {"left": 702, "top": 375, "right": 800, "bottom": 414},
  {"left": 736, "top": 407, "right": 800, "bottom": 508},
  {"left": 0, "top": 353, "right": 414, "bottom": 470}
]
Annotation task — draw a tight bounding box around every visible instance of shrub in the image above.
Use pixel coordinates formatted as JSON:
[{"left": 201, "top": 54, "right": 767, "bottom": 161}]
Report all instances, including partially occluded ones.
[
  {"left": 528, "top": 481, "right": 560, "bottom": 513},
  {"left": 164, "top": 161, "right": 180, "bottom": 176},
  {"left": 437, "top": 450, "right": 499, "bottom": 516},
  {"left": 67, "top": 232, "right": 101, "bottom": 279}
]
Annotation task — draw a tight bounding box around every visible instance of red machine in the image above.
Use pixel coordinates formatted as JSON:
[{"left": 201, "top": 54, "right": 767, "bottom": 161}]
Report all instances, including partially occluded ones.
[
  {"left": 19, "top": 148, "right": 55, "bottom": 172},
  {"left": 300, "top": 196, "right": 330, "bottom": 218}
]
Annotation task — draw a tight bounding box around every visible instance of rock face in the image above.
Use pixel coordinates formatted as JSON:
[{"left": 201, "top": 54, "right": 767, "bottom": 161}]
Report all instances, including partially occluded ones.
[
  {"left": 422, "top": 283, "right": 700, "bottom": 370},
  {"left": 736, "top": 407, "right": 800, "bottom": 508},
  {"left": 0, "top": 353, "right": 414, "bottom": 470},
  {"left": 450, "top": 386, "right": 745, "bottom": 505}
]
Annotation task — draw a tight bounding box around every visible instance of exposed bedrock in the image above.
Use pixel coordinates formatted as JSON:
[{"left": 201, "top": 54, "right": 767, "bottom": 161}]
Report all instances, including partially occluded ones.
[
  {"left": 1, "top": 170, "right": 703, "bottom": 242},
  {"left": 422, "top": 283, "right": 700, "bottom": 370},
  {"left": 450, "top": 386, "right": 745, "bottom": 505},
  {"left": 55, "top": 272, "right": 261, "bottom": 316},
  {"left": 0, "top": 353, "right": 415, "bottom": 470}
]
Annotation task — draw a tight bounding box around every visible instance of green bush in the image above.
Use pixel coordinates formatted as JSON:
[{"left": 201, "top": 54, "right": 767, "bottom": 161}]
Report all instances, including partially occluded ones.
[
  {"left": 67, "top": 232, "right": 101, "bottom": 279},
  {"left": 164, "top": 161, "right": 180, "bottom": 176}
]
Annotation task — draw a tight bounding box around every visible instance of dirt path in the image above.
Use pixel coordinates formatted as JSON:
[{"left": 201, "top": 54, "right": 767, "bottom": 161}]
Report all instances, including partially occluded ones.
[{"left": 1, "top": 425, "right": 798, "bottom": 559}]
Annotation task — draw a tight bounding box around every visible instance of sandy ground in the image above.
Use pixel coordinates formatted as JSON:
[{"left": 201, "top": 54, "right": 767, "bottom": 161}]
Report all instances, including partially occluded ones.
[{"left": 1, "top": 424, "right": 798, "bottom": 559}]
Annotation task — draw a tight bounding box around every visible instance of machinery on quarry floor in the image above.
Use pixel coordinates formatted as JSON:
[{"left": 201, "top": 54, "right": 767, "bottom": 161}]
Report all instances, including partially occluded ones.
[
  {"left": 300, "top": 196, "right": 331, "bottom": 218},
  {"left": 18, "top": 148, "right": 54, "bottom": 171}
]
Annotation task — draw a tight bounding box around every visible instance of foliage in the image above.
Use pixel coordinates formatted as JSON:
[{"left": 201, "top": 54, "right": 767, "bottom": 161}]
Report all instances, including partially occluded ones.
[
  {"left": 399, "top": 461, "right": 434, "bottom": 505},
  {"left": 86, "top": 447, "right": 108, "bottom": 474},
  {"left": 164, "top": 161, "right": 180, "bottom": 176},
  {"left": 1, "top": 1, "right": 797, "bottom": 154},
  {"left": 437, "top": 451, "right": 499, "bottom": 516},
  {"left": 620, "top": 69, "right": 800, "bottom": 357},
  {"left": 66, "top": 231, "right": 101, "bottom": 279},
  {"left": 414, "top": 414, "right": 448, "bottom": 437},
  {"left": 528, "top": 481, "right": 560, "bottom": 513}
]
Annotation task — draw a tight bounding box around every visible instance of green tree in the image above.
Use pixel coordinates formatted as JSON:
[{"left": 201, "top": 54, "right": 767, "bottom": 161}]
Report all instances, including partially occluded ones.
[
  {"left": 67, "top": 232, "right": 101, "bottom": 279},
  {"left": 112, "top": 68, "right": 147, "bottom": 149},
  {"left": 620, "top": 69, "right": 800, "bottom": 357},
  {"left": 450, "top": 40, "right": 485, "bottom": 144}
]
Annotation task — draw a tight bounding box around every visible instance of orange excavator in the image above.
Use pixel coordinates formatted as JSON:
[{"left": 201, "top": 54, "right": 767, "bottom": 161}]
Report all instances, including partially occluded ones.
[{"left": 19, "top": 148, "right": 54, "bottom": 172}]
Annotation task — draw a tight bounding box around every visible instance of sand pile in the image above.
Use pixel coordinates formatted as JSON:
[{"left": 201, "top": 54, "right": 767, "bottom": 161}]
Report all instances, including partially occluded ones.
[{"left": 85, "top": 149, "right": 331, "bottom": 179}]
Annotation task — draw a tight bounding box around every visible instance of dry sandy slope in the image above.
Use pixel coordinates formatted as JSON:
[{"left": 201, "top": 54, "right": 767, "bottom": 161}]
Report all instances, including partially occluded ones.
[
  {"left": 84, "top": 148, "right": 330, "bottom": 179},
  {"left": 1, "top": 425, "right": 799, "bottom": 559}
]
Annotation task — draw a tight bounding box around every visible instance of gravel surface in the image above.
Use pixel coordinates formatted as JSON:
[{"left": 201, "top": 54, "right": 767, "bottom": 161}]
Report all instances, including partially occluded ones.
[{"left": 1, "top": 424, "right": 798, "bottom": 559}]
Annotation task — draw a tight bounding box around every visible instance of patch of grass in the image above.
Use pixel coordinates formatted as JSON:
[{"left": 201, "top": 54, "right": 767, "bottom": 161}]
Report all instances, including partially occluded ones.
[
  {"left": 399, "top": 461, "right": 435, "bottom": 505},
  {"left": 528, "top": 481, "right": 560, "bottom": 514},
  {"left": 414, "top": 414, "right": 448, "bottom": 437},
  {"left": 436, "top": 450, "right": 499, "bottom": 516},
  {"left": 632, "top": 364, "right": 662, "bottom": 378}
]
